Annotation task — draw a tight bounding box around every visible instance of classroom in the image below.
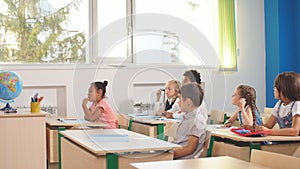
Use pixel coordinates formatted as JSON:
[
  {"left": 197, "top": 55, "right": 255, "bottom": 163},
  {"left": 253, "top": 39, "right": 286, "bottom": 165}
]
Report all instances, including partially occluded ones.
[{"left": 0, "top": 0, "right": 300, "bottom": 169}]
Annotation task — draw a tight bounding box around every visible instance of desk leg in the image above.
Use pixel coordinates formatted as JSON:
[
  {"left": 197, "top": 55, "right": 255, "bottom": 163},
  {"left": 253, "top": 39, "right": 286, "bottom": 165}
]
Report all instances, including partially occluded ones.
[
  {"left": 58, "top": 127, "right": 66, "bottom": 169},
  {"left": 207, "top": 136, "right": 215, "bottom": 157},
  {"left": 157, "top": 124, "right": 165, "bottom": 140},
  {"left": 250, "top": 143, "right": 261, "bottom": 156},
  {"left": 223, "top": 113, "right": 227, "bottom": 123},
  {"left": 128, "top": 117, "right": 132, "bottom": 131},
  {"left": 106, "top": 153, "right": 118, "bottom": 169}
]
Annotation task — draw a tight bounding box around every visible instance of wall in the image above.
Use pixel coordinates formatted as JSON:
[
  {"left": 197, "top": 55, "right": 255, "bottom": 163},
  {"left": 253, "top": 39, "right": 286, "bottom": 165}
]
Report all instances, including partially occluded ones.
[
  {"left": 265, "top": 0, "right": 300, "bottom": 107},
  {"left": 1, "top": 0, "right": 266, "bottom": 117}
]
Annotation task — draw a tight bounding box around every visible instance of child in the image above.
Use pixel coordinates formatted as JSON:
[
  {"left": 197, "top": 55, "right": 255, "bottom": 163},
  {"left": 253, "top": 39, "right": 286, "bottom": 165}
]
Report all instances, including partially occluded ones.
[
  {"left": 82, "top": 81, "right": 118, "bottom": 129},
  {"left": 257, "top": 72, "right": 300, "bottom": 136},
  {"left": 154, "top": 80, "right": 181, "bottom": 116},
  {"left": 166, "top": 69, "right": 207, "bottom": 120},
  {"left": 182, "top": 69, "right": 201, "bottom": 85},
  {"left": 174, "top": 83, "right": 207, "bottom": 159},
  {"left": 224, "top": 85, "right": 263, "bottom": 129}
]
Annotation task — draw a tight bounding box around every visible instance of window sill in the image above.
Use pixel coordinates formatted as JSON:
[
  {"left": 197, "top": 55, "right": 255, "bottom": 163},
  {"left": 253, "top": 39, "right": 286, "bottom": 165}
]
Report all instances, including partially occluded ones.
[{"left": 1, "top": 63, "right": 218, "bottom": 71}]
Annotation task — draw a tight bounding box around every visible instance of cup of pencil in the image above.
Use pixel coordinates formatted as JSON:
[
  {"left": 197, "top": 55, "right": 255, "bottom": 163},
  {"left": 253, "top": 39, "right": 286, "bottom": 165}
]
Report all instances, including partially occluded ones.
[{"left": 30, "top": 93, "right": 44, "bottom": 113}]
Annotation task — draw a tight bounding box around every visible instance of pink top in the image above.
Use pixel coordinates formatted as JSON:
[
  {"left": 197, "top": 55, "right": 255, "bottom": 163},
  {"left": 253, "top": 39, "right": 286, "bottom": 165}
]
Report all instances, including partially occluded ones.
[{"left": 89, "top": 99, "right": 118, "bottom": 129}]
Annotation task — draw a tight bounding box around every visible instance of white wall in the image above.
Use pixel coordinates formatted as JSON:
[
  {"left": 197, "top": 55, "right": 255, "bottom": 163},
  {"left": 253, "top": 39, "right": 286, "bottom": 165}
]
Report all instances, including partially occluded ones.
[{"left": 2, "top": 0, "right": 265, "bottom": 117}]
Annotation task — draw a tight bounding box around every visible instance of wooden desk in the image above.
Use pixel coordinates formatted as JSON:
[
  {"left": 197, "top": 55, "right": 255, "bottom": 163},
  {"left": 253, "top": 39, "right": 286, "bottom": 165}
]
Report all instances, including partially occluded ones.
[
  {"left": 128, "top": 115, "right": 167, "bottom": 140},
  {"left": 0, "top": 109, "right": 47, "bottom": 169},
  {"left": 131, "top": 156, "right": 270, "bottom": 169},
  {"left": 60, "top": 129, "right": 181, "bottom": 169},
  {"left": 209, "top": 128, "right": 300, "bottom": 161},
  {"left": 46, "top": 117, "right": 107, "bottom": 163}
]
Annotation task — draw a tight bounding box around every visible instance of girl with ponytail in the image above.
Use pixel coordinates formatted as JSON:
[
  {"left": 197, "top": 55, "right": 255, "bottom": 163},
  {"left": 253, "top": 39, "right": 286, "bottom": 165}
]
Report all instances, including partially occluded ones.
[{"left": 82, "top": 80, "right": 118, "bottom": 128}]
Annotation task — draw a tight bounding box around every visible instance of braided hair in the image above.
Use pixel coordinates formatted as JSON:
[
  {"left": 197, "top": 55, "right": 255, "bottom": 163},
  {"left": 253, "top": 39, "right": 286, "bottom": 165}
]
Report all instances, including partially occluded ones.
[{"left": 237, "top": 85, "right": 261, "bottom": 127}]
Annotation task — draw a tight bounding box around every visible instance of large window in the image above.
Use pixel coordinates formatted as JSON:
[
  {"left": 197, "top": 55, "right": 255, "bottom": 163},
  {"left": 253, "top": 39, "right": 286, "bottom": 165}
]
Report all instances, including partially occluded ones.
[
  {"left": 0, "top": 0, "right": 233, "bottom": 67},
  {"left": 134, "top": 0, "right": 219, "bottom": 66},
  {"left": 0, "top": 0, "right": 88, "bottom": 63}
]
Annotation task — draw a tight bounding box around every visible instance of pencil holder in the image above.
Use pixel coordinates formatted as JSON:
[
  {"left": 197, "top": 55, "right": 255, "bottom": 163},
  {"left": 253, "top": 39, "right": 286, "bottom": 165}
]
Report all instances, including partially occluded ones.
[{"left": 30, "top": 102, "right": 40, "bottom": 113}]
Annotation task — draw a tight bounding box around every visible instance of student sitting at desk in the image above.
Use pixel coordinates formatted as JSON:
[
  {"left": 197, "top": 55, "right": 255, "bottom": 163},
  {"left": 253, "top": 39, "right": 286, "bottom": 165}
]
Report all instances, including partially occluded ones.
[
  {"left": 82, "top": 81, "right": 118, "bottom": 129},
  {"left": 154, "top": 80, "right": 181, "bottom": 116},
  {"left": 224, "top": 85, "right": 263, "bottom": 129},
  {"left": 173, "top": 82, "right": 207, "bottom": 160},
  {"left": 166, "top": 69, "right": 207, "bottom": 120},
  {"left": 257, "top": 72, "right": 300, "bottom": 136}
]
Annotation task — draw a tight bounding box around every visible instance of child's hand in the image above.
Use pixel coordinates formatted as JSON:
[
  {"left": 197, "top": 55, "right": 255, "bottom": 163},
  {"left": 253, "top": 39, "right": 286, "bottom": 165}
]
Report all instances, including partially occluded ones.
[
  {"left": 255, "top": 125, "right": 269, "bottom": 131},
  {"left": 224, "top": 122, "right": 232, "bottom": 127},
  {"left": 166, "top": 112, "right": 173, "bottom": 119},
  {"left": 82, "top": 98, "right": 89, "bottom": 106},
  {"left": 156, "top": 89, "right": 163, "bottom": 101},
  {"left": 239, "top": 98, "right": 246, "bottom": 109}
]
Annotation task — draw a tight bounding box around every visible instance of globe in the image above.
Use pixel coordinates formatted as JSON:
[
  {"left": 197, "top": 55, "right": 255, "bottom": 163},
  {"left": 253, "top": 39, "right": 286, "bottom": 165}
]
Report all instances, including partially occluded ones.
[{"left": 0, "top": 70, "right": 23, "bottom": 112}]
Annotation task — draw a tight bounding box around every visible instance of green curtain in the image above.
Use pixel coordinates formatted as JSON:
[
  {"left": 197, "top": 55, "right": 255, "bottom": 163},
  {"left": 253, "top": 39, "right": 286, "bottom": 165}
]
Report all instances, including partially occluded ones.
[{"left": 218, "top": 0, "right": 237, "bottom": 71}]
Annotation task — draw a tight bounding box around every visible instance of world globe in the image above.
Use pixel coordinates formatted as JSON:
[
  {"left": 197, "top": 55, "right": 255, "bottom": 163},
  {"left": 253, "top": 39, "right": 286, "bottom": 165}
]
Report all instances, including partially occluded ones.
[{"left": 0, "top": 70, "right": 23, "bottom": 112}]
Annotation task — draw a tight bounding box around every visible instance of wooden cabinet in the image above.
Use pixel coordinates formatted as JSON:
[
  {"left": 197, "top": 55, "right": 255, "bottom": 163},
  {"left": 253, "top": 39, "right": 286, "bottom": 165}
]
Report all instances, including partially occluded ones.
[{"left": 0, "top": 110, "right": 46, "bottom": 169}]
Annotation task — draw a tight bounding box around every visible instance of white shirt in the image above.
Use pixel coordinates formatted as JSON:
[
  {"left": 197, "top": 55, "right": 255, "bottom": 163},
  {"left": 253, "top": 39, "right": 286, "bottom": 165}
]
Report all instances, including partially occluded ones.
[
  {"left": 272, "top": 100, "right": 300, "bottom": 118},
  {"left": 173, "top": 101, "right": 208, "bottom": 121},
  {"left": 153, "top": 97, "right": 179, "bottom": 116},
  {"left": 174, "top": 108, "right": 207, "bottom": 159}
]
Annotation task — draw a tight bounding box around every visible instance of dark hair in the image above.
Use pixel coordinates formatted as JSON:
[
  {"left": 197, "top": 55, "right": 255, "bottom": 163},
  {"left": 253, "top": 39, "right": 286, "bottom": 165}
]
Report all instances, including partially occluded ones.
[
  {"left": 183, "top": 69, "right": 201, "bottom": 84},
  {"left": 236, "top": 85, "right": 261, "bottom": 126},
  {"left": 180, "top": 82, "right": 203, "bottom": 107},
  {"left": 274, "top": 72, "right": 300, "bottom": 101},
  {"left": 91, "top": 81, "right": 108, "bottom": 98}
]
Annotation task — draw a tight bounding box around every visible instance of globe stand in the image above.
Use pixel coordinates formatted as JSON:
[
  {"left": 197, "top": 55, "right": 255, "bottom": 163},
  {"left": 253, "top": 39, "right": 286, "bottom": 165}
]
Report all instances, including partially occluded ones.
[{"left": 0, "top": 103, "right": 17, "bottom": 113}]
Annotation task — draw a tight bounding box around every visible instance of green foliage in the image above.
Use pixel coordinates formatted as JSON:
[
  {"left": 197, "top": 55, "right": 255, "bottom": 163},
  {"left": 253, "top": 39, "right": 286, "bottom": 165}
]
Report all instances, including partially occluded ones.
[{"left": 0, "top": 0, "right": 86, "bottom": 63}]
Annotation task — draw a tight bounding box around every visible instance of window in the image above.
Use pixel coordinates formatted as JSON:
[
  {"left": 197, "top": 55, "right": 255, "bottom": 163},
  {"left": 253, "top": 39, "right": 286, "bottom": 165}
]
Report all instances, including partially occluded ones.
[
  {"left": 134, "top": 0, "right": 219, "bottom": 66},
  {"left": 0, "top": 0, "right": 88, "bottom": 63},
  {"left": 0, "top": 0, "right": 236, "bottom": 68}
]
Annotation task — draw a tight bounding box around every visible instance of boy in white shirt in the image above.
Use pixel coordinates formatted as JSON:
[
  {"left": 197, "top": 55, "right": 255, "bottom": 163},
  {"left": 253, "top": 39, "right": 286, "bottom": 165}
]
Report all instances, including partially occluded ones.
[{"left": 174, "top": 83, "right": 207, "bottom": 159}]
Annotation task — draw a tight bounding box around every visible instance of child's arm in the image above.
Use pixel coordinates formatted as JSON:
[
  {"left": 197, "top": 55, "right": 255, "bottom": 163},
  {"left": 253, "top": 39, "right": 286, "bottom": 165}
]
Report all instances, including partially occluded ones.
[
  {"left": 257, "top": 115, "right": 300, "bottom": 136},
  {"left": 264, "top": 114, "right": 277, "bottom": 128},
  {"left": 269, "top": 115, "right": 300, "bottom": 136},
  {"left": 224, "top": 111, "right": 238, "bottom": 127},
  {"left": 174, "top": 135, "right": 199, "bottom": 159},
  {"left": 240, "top": 106, "right": 254, "bottom": 126},
  {"left": 82, "top": 98, "right": 102, "bottom": 122}
]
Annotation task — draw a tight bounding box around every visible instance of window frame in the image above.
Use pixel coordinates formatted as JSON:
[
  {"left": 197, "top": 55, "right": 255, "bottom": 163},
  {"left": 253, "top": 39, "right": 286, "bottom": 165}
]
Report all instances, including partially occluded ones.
[{"left": 0, "top": 0, "right": 237, "bottom": 70}]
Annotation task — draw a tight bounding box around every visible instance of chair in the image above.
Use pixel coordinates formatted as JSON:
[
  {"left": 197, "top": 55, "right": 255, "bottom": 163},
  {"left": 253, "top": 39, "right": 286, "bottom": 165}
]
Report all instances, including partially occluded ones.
[
  {"left": 116, "top": 113, "right": 132, "bottom": 131},
  {"left": 263, "top": 107, "right": 279, "bottom": 129},
  {"left": 200, "top": 130, "right": 212, "bottom": 157},
  {"left": 251, "top": 149, "right": 300, "bottom": 169},
  {"left": 208, "top": 109, "right": 226, "bottom": 124},
  {"left": 164, "top": 121, "right": 179, "bottom": 142}
]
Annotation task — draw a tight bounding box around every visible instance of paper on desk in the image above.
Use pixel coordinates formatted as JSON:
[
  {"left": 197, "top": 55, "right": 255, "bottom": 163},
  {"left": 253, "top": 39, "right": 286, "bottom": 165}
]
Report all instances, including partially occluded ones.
[
  {"left": 61, "top": 119, "right": 90, "bottom": 123},
  {"left": 89, "top": 134, "right": 129, "bottom": 142}
]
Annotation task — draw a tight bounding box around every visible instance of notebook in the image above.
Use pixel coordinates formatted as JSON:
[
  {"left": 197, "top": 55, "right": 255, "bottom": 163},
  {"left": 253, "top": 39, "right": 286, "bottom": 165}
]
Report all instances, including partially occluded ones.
[{"left": 230, "top": 128, "right": 271, "bottom": 137}]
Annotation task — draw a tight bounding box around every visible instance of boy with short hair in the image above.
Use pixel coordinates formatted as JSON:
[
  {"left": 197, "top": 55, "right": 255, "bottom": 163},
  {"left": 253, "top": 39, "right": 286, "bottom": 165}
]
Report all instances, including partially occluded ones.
[{"left": 174, "top": 83, "right": 207, "bottom": 159}]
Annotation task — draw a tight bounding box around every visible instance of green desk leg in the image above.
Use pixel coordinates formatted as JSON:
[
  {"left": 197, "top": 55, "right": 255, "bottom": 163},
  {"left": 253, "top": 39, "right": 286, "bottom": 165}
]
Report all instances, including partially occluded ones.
[
  {"left": 58, "top": 127, "right": 66, "bottom": 169},
  {"left": 207, "top": 135, "right": 215, "bottom": 157},
  {"left": 250, "top": 143, "right": 261, "bottom": 157},
  {"left": 128, "top": 117, "right": 132, "bottom": 131},
  {"left": 106, "top": 153, "right": 118, "bottom": 169},
  {"left": 223, "top": 113, "right": 227, "bottom": 124},
  {"left": 157, "top": 124, "right": 165, "bottom": 140}
]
